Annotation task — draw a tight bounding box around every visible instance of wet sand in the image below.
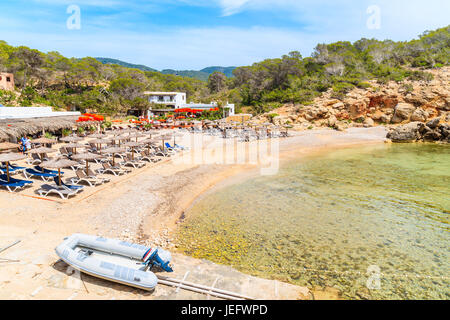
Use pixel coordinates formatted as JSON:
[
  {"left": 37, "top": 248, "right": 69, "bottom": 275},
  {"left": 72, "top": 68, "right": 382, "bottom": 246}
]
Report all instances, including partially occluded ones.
[{"left": 0, "top": 127, "right": 387, "bottom": 300}]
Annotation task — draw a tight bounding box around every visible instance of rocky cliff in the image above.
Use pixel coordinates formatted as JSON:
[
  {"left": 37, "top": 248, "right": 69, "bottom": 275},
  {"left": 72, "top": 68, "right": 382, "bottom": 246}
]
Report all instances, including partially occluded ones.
[{"left": 255, "top": 67, "right": 450, "bottom": 142}]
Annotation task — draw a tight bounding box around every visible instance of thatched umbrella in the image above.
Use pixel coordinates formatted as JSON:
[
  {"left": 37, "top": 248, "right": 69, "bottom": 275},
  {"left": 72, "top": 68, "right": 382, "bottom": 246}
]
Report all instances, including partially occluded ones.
[
  {"left": 64, "top": 143, "right": 86, "bottom": 154},
  {"left": 0, "top": 153, "right": 27, "bottom": 182},
  {"left": 89, "top": 133, "right": 108, "bottom": 139},
  {"left": 31, "top": 137, "right": 57, "bottom": 145},
  {"left": 172, "top": 132, "right": 183, "bottom": 146},
  {"left": 72, "top": 153, "right": 103, "bottom": 176},
  {"left": 41, "top": 158, "right": 80, "bottom": 186},
  {"left": 124, "top": 141, "right": 142, "bottom": 160},
  {"left": 127, "top": 133, "right": 146, "bottom": 142},
  {"left": 100, "top": 147, "right": 125, "bottom": 166},
  {"left": 26, "top": 147, "right": 57, "bottom": 162},
  {"left": 60, "top": 136, "right": 83, "bottom": 143},
  {"left": 155, "top": 135, "right": 172, "bottom": 151},
  {"left": 89, "top": 138, "right": 111, "bottom": 151},
  {"left": 111, "top": 136, "right": 129, "bottom": 147},
  {"left": 0, "top": 142, "right": 19, "bottom": 152}
]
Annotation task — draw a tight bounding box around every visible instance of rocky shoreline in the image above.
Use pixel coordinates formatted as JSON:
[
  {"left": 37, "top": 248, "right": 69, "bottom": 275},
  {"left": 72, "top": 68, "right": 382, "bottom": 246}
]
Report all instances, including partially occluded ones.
[
  {"left": 255, "top": 67, "right": 450, "bottom": 138},
  {"left": 387, "top": 117, "right": 450, "bottom": 143}
]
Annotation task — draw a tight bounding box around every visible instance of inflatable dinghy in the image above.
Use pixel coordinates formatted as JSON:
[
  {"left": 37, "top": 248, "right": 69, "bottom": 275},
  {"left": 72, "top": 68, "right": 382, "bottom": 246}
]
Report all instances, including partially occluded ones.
[{"left": 55, "top": 234, "right": 173, "bottom": 291}]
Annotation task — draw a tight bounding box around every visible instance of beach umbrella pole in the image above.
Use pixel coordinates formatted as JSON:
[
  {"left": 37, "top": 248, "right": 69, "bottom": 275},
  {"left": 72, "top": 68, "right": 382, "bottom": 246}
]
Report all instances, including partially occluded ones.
[{"left": 58, "top": 168, "right": 61, "bottom": 186}]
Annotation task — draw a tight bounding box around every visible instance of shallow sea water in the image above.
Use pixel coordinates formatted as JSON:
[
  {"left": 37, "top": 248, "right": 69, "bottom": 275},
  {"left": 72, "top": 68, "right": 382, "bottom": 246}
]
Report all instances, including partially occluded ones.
[{"left": 175, "top": 143, "right": 449, "bottom": 299}]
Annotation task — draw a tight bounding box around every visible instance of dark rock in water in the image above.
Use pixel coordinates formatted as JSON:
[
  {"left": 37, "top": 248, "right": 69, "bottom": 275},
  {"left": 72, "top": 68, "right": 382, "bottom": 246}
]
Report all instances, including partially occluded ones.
[
  {"left": 426, "top": 117, "right": 441, "bottom": 129},
  {"left": 387, "top": 122, "right": 422, "bottom": 142},
  {"left": 387, "top": 118, "right": 448, "bottom": 143},
  {"left": 423, "top": 131, "right": 442, "bottom": 141}
]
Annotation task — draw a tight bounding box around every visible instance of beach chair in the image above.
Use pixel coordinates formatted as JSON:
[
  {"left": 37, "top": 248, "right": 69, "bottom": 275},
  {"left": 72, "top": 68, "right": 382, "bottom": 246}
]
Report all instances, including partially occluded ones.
[
  {"left": 1, "top": 163, "right": 26, "bottom": 174},
  {"left": 52, "top": 177, "right": 84, "bottom": 193},
  {"left": 35, "top": 166, "right": 64, "bottom": 175},
  {"left": 37, "top": 184, "right": 78, "bottom": 200},
  {"left": 0, "top": 180, "right": 27, "bottom": 192},
  {"left": 87, "top": 169, "right": 111, "bottom": 184},
  {"left": 99, "top": 162, "right": 127, "bottom": 176},
  {"left": 122, "top": 154, "right": 145, "bottom": 168},
  {"left": 23, "top": 168, "right": 57, "bottom": 181},
  {"left": 139, "top": 150, "right": 162, "bottom": 163},
  {"left": 59, "top": 147, "right": 71, "bottom": 157},
  {"left": 69, "top": 170, "right": 103, "bottom": 187},
  {"left": 26, "top": 153, "right": 42, "bottom": 165},
  {"left": 0, "top": 175, "right": 33, "bottom": 187}
]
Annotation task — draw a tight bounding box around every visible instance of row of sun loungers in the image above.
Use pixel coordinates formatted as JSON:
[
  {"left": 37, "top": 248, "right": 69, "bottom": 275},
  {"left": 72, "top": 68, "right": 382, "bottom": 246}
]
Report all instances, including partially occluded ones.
[{"left": 0, "top": 139, "right": 187, "bottom": 199}]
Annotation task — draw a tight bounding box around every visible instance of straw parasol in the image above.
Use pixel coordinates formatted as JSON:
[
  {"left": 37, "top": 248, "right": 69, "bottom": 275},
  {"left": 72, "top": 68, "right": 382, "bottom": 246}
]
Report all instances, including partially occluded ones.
[
  {"left": 124, "top": 141, "right": 142, "bottom": 160},
  {"left": 60, "top": 136, "right": 83, "bottom": 143},
  {"left": 89, "top": 138, "right": 112, "bottom": 151},
  {"left": 110, "top": 136, "right": 129, "bottom": 147},
  {"left": 31, "top": 137, "right": 57, "bottom": 145},
  {"left": 0, "top": 142, "right": 19, "bottom": 152},
  {"left": 155, "top": 135, "right": 173, "bottom": 151},
  {"left": 72, "top": 153, "right": 103, "bottom": 175},
  {"left": 100, "top": 147, "right": 125, "bottom": 166},
  {"left": 64, "top": 143, "right": 86, "bottom": 154},
  {"left": 41, "top": 158, "right": 80, "bottom": 186},
  {"left": 0, "top": 152, "right": 27, "bottom": 182},
  {"left": 26, "top": 147, "right": 57, "bottom": 162},
  {"left": 89, "top": 133, "right": 108, "bottom": 139},
  {"left": 172, "top": 132, "right": 183, "bottom": 146}
]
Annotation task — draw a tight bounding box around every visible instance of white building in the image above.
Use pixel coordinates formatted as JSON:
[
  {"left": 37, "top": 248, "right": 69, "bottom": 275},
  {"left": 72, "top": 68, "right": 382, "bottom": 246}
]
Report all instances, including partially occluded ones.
[
  {"left": 143, "top": 92, "right": 186, "bottom": 109},
  {"left": 143, "top": 91, "right": 235, "bottom": 118}
]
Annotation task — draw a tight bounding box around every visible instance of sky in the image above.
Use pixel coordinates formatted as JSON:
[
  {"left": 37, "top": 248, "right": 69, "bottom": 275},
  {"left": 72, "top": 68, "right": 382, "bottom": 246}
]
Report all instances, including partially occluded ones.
[{"left": 0, "top": 0, "right": 449, "bottom": 70}]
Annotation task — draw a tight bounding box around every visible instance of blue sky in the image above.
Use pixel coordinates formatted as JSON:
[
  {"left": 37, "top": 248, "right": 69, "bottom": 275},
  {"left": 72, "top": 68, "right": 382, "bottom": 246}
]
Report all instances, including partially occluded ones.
[{"left": 0, "top": 0, "right": 449, "bottom": 70}]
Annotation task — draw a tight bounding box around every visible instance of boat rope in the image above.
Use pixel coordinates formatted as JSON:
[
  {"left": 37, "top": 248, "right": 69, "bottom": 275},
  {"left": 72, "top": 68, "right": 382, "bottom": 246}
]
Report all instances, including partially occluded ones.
[{"left": 156, "top": 275, "right": 255, "bottom": 300}]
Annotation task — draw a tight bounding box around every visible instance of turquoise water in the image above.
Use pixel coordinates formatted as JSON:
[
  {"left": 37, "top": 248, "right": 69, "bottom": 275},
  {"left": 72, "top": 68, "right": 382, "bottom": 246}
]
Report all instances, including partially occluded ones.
[{"left": 176, "top": 143, "right": 450, "bottom": 299}]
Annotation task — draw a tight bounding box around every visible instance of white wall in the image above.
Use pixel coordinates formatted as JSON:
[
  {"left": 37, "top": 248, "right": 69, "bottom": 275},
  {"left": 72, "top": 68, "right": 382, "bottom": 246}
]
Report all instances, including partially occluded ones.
[{"left": 0, "top": 107, "right": 80, "bottom": 119}]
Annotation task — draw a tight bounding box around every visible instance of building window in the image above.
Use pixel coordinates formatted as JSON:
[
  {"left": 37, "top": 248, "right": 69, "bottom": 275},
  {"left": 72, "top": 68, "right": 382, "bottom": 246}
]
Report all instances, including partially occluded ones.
[
  {"left": 158, "top": 96, "right": 164, "bottom": 102},
  {"left": 6, "top": 77, "right": 10, "bottom": 82}
]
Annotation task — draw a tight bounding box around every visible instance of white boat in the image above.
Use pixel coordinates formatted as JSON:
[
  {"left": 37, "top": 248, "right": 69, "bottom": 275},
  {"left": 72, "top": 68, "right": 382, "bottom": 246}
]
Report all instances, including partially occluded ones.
[{"left": 55, "top": 234, "right": 173, "bottom": 291}]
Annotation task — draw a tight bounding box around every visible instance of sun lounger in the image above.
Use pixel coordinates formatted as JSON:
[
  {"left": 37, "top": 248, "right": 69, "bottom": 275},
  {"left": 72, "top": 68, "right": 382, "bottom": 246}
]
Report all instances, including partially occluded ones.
[
  {"left": 122, "top": 154, "right": 145, "bottom": 168},
  {"left": 1, "top": 163, "right": 27, "bottom": 173},
  {"left": 0, "top": 175, "right": 33, "bottom": 186},
  {"left": 69, "top": 170, "right": 103, "bottom": 187},
  {"left": 0, "top": 180, "right": 27, "bottom": 192},
  {"left": 37, "top": 184, "right": 78, "bottom": 200},
  {"left": 87, "top": 169, "right": 111, "bottom": 184},
  {"left": 53, "top": 177, "right": 84, "bottom": 193},
  {"left": 26, "top": 153, "right": 42, "bottom": 165},
  {"left": 35, "top": 166, "right": 64, "bottom": 175},
  {"left": 99, "top": 162, "right": 127, "bottom": 176},
  {"left": 23, "top": 168, "right": 57, "bottom": 181},
  {"left": 139, "top": 151, "right": 161, "bottom": 163}
]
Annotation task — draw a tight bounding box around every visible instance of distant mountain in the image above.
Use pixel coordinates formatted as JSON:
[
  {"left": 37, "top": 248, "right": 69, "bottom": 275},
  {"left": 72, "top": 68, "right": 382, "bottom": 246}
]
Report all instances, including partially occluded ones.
[
  {"left": 95, "top": 57, "right": 158, "bottom": 72},
  {"left": 95, "top": 57, "right": 236, "bottom": 81},
  {"left": 200, "top": 66, "right": 236, "bottom": 78},
  {"left": 160, "top": 69, "right": 210, "bottom": 81}
]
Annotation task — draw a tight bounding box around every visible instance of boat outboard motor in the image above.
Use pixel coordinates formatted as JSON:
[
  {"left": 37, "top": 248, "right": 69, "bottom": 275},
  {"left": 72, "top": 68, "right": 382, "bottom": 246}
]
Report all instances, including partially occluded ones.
[{"left": 142, "top": 248, "right": 173, "bottom": 272}]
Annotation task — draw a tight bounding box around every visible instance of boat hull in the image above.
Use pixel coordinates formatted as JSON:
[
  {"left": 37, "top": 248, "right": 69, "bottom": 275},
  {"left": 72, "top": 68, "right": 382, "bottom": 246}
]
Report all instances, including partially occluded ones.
[{"left": 55, "top": 234, "right": 169, "bottom": 291}]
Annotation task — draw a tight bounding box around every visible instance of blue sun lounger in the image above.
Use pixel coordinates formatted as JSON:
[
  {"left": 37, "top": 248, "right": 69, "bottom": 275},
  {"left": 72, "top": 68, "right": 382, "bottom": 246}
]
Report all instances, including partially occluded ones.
[
  {"left": 23, "top": 168, "right": 57, "bottom": 181},
  {"left": 35, "top": 166, "right": 64, "bottom": 175},
  {"left": 0, "top": 175, "right": 33, "bottom": 186},
  {"left": 52, "top": 177, "right": 84, "bottom": 193},
  {"left": 0, "top": 180, "right": 27, "bottom": 192}
]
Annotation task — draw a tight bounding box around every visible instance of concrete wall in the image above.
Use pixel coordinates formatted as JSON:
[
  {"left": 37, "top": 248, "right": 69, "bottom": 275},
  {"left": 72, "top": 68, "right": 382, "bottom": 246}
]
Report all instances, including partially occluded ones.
[{"left": 0, "top": 107, "right": 81, "bottom": 119}]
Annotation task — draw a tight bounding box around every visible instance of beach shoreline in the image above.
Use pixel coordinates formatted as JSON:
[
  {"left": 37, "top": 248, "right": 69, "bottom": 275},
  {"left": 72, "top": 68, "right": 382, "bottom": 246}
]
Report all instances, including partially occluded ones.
[{"left": 0, "top": 127, "right": 388, "bottom": 300}]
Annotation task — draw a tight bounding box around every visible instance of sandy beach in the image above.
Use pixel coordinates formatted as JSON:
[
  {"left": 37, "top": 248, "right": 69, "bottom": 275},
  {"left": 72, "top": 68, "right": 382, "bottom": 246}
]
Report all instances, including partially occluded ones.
[{"left": 0, "top": 126, "right": 387, "bottom": 300}]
